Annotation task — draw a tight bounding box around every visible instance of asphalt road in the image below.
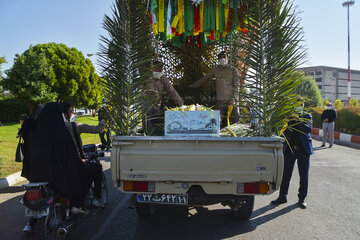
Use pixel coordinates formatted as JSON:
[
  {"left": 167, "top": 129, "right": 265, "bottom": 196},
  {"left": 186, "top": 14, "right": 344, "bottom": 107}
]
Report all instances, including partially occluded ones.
[{"left": 1, "top": 139, "right": 359, "bottom": 240}]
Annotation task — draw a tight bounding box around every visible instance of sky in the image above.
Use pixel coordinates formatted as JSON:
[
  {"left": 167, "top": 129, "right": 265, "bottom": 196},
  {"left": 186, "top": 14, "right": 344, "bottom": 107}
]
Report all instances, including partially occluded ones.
[{"left": 1, "top": 0, "right": 359, "bottom": 74}]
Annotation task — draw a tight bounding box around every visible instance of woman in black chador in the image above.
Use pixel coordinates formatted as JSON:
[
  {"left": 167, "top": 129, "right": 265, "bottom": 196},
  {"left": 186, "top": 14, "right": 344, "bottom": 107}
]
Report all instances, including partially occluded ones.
[
  {"left": 25, "top": 102, "right": 87, "bottom": 209},
  {"left": 20, "top": 104, "right": 44, "bottom": 179}
]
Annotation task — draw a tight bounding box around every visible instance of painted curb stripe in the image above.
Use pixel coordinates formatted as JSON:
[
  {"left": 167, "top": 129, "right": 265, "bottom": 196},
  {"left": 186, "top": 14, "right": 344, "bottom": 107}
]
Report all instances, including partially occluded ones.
[
  {"left": 0, "top": 171, "right": 26, "bottom": 190},
  {"left": 311, "top": 128, "right": 360, "bottom": 145},
  {"left": 340, "top": 133, "right": 352, "bottom": 142},
  {"left": 311, "top": 128, "right": 319, "bottom": 135},
  {"left": 351, "top": 135, "right": 360, "bottom": 144}
]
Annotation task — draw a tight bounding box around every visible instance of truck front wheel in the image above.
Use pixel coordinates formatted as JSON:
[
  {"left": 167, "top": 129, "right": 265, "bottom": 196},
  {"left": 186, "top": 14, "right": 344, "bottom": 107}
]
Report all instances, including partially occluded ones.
[
  {"left": 135, "top": 202, "right": 156, "bottom": 216},
  {"left": 231, "top": 196, "right": 254, "bottom": 220}
]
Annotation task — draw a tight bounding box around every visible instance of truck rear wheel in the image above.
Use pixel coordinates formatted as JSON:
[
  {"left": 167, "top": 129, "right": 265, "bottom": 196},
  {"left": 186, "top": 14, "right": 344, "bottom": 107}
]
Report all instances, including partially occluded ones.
[
  {"left": 232, "top": 196, "right": 254, "bottom": 220},
  {"left": 135, "top": 202, "right": 156, "bottom": 216}
]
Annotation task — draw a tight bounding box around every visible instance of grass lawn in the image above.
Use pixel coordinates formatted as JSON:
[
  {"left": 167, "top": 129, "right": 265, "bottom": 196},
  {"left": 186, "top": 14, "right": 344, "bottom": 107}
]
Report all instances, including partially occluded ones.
[{"left": 0, "top": 115, "right": 104, "bottom": 177}]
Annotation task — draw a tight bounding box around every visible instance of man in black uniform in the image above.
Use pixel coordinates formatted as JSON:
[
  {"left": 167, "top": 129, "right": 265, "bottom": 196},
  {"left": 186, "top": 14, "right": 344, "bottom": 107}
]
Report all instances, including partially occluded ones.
[{"left": 271, "top": 106, "right": 314, "bottom": 209}]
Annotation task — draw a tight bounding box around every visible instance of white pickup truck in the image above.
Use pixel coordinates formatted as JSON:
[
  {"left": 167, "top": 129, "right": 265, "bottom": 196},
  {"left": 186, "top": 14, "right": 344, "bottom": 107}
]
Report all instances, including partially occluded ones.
[{"left": 111, "top": 136, "right": 283, "bottom": 219}]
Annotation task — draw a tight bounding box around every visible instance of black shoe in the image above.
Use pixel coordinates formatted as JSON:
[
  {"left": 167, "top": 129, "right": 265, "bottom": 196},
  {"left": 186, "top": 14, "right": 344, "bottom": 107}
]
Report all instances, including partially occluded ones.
[
  {"left": 329, "top": 145, "right": 333, "bottom": 148},
  {"left": 320, "top": 144, "right": 325, "bottom": 147},
  {"left": 298, "top": 200, "right": 307, "bottom": 209},
  {"left": 271, "top": 197, "right": 287, "bottom": 205}
]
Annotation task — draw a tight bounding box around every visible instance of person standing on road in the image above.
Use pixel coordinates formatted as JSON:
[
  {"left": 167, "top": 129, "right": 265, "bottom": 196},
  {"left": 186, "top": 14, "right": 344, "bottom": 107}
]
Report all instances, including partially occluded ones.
[
  {"left": 321, "top": 102, "right": 337, "bottom": 148},
  {"left": 98, "top": 99, "right": 111, "bottom": 150},
  {"left": 189, "top": 51, "right": 240, "bottom": 129},
  {"left": 271, "top": 105, "right": 314, "bottom": 209}
]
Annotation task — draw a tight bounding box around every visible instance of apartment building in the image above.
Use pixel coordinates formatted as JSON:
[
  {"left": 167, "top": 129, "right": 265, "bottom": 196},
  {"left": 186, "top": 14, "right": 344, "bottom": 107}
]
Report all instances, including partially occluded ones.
[{"left": 299, "top": 66, "right": 360, "bottom": 102}]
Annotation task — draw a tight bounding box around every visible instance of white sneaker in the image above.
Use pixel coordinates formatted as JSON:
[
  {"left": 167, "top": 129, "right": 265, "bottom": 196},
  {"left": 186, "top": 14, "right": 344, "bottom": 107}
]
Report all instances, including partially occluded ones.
[
  {"left": 91, "top": 198, "right": 105, "bottom": 208},
  {"left": 23, "top": 223, "right": 35, "bottom": 233},
  {"left": 70, "top": 206, "right": 89, "bottom": 215}
]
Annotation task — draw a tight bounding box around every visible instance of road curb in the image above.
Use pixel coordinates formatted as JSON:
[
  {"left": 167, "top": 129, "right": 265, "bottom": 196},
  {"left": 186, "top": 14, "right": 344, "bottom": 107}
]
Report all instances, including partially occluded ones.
[
  {"left": 0, "top": 171, "right": 26, "bottom": 190},
  {"left": 311, "top": 128, "right": 360, "bottom": 149}
]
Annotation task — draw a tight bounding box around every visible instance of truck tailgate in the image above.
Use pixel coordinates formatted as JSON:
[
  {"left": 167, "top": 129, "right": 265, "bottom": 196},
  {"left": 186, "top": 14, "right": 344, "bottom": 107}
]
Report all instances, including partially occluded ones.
[{"left": 111, "top": 136, "right": 283, "bottom": 186}]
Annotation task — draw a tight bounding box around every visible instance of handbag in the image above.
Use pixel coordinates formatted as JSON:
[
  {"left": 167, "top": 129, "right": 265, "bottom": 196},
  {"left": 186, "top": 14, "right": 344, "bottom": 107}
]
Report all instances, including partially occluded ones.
[{"left": 15, "top": 137, "right": 25, "bottom": 162}]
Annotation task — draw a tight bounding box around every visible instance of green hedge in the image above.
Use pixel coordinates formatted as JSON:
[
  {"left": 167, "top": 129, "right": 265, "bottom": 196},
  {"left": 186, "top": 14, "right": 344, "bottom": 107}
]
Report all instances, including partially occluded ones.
[
  {"left": 308, "top": 107, "right": 323, "bottom": 129},
  {"left": 309, "top": 106, "right": 360, "bottom": 135},
  {"left": 0, "top": 98, "right": 29, "bottom": 123}
]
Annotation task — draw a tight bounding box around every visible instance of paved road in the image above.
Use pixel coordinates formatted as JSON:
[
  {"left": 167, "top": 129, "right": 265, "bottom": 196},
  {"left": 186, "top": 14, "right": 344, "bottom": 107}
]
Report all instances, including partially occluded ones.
[{"left": 1, "top": 140, "right": 359, "bottom": 240}]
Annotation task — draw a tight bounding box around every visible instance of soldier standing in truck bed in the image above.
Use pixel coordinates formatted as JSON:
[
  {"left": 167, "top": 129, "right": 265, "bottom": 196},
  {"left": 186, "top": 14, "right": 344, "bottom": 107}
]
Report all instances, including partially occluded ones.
[
  {"left": 142, "top": 60, "right": 184, "bottom": 135},
  {"left": 190, "top": 51, "right": 240, "bottom": 129}
]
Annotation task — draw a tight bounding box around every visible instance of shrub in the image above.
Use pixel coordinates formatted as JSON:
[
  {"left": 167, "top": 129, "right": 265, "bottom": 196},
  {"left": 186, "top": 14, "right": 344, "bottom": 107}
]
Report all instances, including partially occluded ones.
[
  {"left": 349, "top": 98, "right": 359, "bottom": 107},
  {"left": 334, "top": 99, "right": 343, "bottom": 109},
  {"left": 0, "top": 98, "right": 29, "bottom": 123},
  {"left": 322, "top": 98, "right": 330, "bottom": 107},
  {"left": 308, "top": 107, "right": 323, "bottom": 129},
  {"left": 335, "top": 106, "right": 360, "bottom": 135}
]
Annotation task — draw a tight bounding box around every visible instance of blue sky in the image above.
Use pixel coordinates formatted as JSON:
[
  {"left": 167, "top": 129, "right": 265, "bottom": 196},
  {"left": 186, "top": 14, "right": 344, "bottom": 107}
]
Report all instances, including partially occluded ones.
[{"left": 1, "top": 0, "right": 359, "bottom": 73}]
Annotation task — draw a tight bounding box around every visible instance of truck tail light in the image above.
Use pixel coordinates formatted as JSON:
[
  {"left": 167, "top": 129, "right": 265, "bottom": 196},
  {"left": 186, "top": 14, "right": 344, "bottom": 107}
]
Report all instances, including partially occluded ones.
[
  {"left": 237, "top": 182, "right": 269, "bottom": 194},
  {"left": 123, "top": 181, "right": 155, "bottom": 192}
]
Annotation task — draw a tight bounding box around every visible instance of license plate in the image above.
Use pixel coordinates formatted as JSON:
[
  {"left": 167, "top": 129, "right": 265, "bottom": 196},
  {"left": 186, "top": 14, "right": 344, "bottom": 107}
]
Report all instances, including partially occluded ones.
[
  {"left": 25, "top": 207, "right": 49, "bottom": 217},
  {"left": 137, "top": 193, "right": 188, "bottom": 205}
]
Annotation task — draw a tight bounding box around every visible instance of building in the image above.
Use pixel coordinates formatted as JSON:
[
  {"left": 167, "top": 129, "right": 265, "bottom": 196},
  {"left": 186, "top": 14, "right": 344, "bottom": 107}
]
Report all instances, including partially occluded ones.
[{"left": 299, "top": 66, "right": 360, "bottom": 102}]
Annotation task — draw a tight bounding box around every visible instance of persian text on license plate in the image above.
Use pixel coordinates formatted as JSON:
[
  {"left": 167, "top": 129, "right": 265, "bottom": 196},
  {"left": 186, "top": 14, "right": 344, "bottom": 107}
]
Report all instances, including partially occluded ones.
[
  {"left": 137, "top": 193, "right": 188, "bottom": 205},
  {"left": 25, "top": 207, "right": 49, "bottom": 217}
]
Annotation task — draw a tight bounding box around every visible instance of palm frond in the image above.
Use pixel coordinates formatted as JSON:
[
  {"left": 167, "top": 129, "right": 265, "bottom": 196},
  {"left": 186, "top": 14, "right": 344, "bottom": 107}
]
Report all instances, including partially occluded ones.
[
  {"left": 98, "top": 0, "right": 154, "bottom": 135},
  {"left": 236, "top": 0, "right": 307, "bottom": 136}
]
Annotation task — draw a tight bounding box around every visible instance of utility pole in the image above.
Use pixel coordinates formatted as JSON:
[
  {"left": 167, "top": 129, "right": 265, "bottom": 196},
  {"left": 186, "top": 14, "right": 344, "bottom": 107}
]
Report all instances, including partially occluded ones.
[{"left": 342, "top": 1, "right": 355, "bottom": 105}]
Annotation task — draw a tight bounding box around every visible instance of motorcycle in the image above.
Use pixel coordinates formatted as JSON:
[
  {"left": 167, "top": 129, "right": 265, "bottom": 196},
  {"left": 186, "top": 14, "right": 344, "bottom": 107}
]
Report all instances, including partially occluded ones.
[{"left": 20, "top": 144, "right": 108, "bottom": 239}]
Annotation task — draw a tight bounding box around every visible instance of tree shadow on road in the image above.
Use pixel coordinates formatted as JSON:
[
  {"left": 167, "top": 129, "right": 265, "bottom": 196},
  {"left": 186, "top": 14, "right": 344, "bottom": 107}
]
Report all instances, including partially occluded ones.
[
  {"left": 0, "top": 193, "right": 36, "bottom": 240},
  {"left": 0, "top": 186, "right": 25, "bottom": 194}
]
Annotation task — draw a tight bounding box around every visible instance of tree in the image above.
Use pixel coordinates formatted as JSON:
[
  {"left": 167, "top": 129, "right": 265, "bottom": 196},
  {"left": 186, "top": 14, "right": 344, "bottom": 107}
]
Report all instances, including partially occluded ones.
[
  {"left": 3, "top": 43, "right": 103, "bottom": 109},
  {"left": 334, "top": 99, "right": 343, "bottom": 109},
  {"left": 236, "top": 0, "right": 307, "bottom": 136},
  {"left": 292, "top": 74, "right": 322, "bottom": 107},
  {"left": 0, "top": 57, "right": 6, "bottom": 98},
  {"left": 349, "top": 98, "right": 359, "bottom": 107},
  {"left": 2, "top": 51, "right": 57, "bottom": 110},
  {"left": 99, "top": 0, "right": 154, "bottom": 135}
]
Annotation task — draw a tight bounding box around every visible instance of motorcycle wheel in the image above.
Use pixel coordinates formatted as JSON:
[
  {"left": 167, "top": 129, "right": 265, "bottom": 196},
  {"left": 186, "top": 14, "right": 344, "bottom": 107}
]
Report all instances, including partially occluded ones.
[{"left": 36, "top": 205, "right": 60, "bottom": 240}]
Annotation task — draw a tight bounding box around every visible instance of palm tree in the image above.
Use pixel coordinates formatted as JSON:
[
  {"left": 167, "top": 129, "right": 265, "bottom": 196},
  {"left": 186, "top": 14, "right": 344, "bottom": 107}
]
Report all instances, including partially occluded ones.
[
  {"left": 236, "top": 0, "right": 307, "bottom": 136},
  {"left": 98, "top": 0, "right": 154, "bottom": 135}
]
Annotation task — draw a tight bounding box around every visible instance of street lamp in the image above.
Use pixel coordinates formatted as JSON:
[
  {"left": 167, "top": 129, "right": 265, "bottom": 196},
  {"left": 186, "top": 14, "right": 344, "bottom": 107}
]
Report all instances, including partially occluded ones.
[{"left": 342, "top": 0, "right": 355, "bottom": 105}]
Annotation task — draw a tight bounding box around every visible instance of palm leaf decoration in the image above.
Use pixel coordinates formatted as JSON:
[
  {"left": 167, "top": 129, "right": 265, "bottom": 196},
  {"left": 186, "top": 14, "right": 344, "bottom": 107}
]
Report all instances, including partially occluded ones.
[
  {"left": 98, "top": 0, "right": 154, "bottom": 136},
  {"left": 236, "top": 0, "right": 307, "bottom": 137}
]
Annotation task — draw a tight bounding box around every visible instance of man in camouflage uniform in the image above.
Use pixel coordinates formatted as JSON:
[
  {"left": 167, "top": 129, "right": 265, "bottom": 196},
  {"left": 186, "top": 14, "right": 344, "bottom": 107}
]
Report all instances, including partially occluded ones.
[
  {"left": 190, "top": 51, "right": 240, "bottom": 129},
  {"left": 142, "top": 60, "right": 184, "bottom": 135}
]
